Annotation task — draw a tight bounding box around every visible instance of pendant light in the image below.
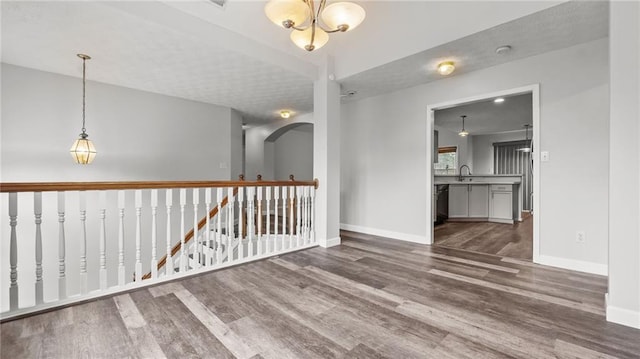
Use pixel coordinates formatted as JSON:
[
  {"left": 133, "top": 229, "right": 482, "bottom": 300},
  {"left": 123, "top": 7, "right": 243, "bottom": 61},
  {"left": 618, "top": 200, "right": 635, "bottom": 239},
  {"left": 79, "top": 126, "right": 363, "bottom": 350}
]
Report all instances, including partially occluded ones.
[
  {"left": 458, "top": 115, "right": 469, "bottom": 137},
  {"left": 69, "top": 54, "right": 97, "bottom": 164},
  {"left": 518, "top": 124, "right": 532, "bottom": 152}
]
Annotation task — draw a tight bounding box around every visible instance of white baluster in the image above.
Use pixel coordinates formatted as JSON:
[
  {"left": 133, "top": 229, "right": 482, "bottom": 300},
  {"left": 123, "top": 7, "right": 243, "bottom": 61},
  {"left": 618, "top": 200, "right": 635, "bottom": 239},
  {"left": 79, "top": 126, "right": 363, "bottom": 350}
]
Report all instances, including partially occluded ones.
[
  {"left": 193, "top": 188, "right": 200, "bottom": 269},
  {"left": 274, "top": 187, "right": 280, "bottom": 252},
  {"left": 117, "top": 191, "right": 126, "bottom": 287},
  {"left": 165, "top": 189, "right": 174, "bottom": 276},
  {"left": 257, "top": 186, "right": 263, "bottom": 255},
  {"left": 289, "top": 186, "right": 295, "bottom": 249},
  {"left": 296, "top": 186, "right": 302, "bottom": 248},
  {"left": 237, "top": 187, "right": 244, "bottom": 261},
  {"left": 311, "top": 185, "right": 316, "bottom": 243},
  {"left": 247, "top": 187, "right": 255, "bottom": 256},
  {"left": 57, "top": 192, "right": 67, "bottom": 299},
  {"left": 99, "top": 192, "right": 108, "bottom": 290},
  {"left": 304, "top": 186, "right": 310, "bottom": 244},
  {"left": 179, "top": 189, "right": 186, "bottom": 272},
  {"left": 9, "top": 193, "right": 18, "bottom": 310},
  {"left": 216, "top": 188, "right": 224, "bottom": 263},
  {"left": 135, "top": 190, "right": 143, "bottom": 282},
  {"left": 281, "top": 186, "right": 287, "bottom": 250},
  {"left": 227, "top": 187, "right": 235, "bottom": 257},
  {"left": 150, "top": 189, "right": 158, "bottom": 279},
  {"left": 34, "top": 192, "right": 43, "bottom": 305},
  {"left": 79, "top": 191, "right": 88, "bottom": 294},
  {"left": 205, "top": 188, "right": 212, "bottom": 266},
  {"left": 266, "top": 187, "right": 272, "bottom": 253}
]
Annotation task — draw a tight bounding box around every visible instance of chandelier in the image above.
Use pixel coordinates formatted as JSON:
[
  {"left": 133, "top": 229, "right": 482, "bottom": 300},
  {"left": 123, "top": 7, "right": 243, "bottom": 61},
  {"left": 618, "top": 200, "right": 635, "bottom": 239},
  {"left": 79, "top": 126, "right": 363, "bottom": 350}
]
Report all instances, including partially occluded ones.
[
  {"left": 265, "top": 0, "right": 366, "bottom": 51},
  {"left": 69, "top": 54, "right": 97, "bottom": 164}
]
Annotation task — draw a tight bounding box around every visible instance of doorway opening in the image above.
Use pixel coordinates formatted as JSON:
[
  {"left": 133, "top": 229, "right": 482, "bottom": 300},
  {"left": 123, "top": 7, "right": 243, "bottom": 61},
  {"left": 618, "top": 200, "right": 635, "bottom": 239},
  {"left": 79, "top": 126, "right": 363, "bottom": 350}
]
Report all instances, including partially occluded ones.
[{"left": 426, "top": 85, "right": 540, "bottom": 262}]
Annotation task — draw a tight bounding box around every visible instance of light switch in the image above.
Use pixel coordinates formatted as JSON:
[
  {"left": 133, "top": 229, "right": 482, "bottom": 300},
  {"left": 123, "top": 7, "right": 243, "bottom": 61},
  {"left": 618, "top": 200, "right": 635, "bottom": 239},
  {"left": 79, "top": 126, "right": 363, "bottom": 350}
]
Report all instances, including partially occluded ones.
[{"left": 541, "top": 151, "right": 550, "bottom": 162}]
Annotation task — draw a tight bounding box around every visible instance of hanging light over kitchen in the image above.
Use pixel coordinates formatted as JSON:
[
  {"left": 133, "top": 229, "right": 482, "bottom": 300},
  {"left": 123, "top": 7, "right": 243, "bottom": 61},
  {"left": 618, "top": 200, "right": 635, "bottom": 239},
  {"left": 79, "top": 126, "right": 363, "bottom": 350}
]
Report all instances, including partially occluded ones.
[
  {"left": 518, "top": 124, "right": 532, "bottom": 152},
  {"left": 69, "top": 54, "right": 97, "bottom": 164},
  {"left": 458, "top": 115, "right": 469, "bottom": 137}
]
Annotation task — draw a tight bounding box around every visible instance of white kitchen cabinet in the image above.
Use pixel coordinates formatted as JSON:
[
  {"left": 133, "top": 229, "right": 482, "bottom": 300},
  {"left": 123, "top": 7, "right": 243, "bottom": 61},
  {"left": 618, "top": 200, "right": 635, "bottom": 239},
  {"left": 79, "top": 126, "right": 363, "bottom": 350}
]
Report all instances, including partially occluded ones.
[
  {"left": 449, "top": 185, "right": 469, "bottom": 217},
  {"left": 468, "top": 185, "right": 489, "bottom": 217},
  {"left": 489, "top": 184, "right": 514, "bottom": 223},
  {"left": 448, "top": 184, "right": 489, "bottom": 218}
]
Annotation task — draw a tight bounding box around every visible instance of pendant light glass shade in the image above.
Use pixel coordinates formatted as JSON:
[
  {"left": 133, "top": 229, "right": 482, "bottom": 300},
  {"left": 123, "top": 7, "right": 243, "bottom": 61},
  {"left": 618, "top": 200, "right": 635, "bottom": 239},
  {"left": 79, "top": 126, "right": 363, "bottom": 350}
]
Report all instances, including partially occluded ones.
[
  {"left": 70, "top": 53, "right": 96, "bottom": 164},
  {"left": 265, "top": 0, "right": 309, "bottom": 27},
  {"left": 458, "top": 115, "right": 469, "bottom": 137},
  {"left": 291, "top": 26, "right": 329, "bottom": 51},
  {"left": 70, "top": 135, "right": 97, "bottom": 164},
  {"left": 321, "top": 2, "right": 366, "bottom": 32},
  {"left": 518, "top": 124, "right": 532, "bottom": 152}
]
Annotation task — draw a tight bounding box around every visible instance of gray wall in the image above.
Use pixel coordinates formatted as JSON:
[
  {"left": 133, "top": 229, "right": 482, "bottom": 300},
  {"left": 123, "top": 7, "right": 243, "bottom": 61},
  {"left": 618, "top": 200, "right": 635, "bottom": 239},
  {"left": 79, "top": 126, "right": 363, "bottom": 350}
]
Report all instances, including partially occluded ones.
[
  {"left": 472, "top": 130, "right": 527, "bottom": 174},
  {"left": 274, "top": 125, "right": 313, "bottom": 180},
  {"left": 341, "top": 38, "right": 609, "bottom": 268}
]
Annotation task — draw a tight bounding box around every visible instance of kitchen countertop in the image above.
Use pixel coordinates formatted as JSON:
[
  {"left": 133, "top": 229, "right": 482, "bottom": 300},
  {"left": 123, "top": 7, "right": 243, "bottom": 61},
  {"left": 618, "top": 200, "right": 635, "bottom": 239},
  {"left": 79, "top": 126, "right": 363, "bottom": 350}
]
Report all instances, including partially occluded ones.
[{"left": 434, "top": 174, "right": 522, "bottom": 185}]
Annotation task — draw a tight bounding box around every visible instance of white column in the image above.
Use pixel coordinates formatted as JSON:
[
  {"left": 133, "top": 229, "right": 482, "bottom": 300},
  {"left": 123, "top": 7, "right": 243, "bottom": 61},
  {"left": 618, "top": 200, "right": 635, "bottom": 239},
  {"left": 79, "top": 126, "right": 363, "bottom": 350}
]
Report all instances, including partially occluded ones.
[
  {"left": 313, "top": 55, "right": 341, "bottom": 248},
  {"left": 608, "top": 0, "right": 640, "bottom": 329},
  {"left": 34, "top": 192, "right": 43, "bottom": 305}
]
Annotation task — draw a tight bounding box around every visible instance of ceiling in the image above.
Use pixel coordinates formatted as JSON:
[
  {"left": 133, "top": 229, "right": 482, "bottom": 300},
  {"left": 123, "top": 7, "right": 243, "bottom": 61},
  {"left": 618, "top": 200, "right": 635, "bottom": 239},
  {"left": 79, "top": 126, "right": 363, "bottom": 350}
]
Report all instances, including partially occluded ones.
[
  {"left": 1, "top": 1, "right": 607, "bottom": 125},
  {"left": 435, "top": 93, "right": 532, "bottom": 135}
]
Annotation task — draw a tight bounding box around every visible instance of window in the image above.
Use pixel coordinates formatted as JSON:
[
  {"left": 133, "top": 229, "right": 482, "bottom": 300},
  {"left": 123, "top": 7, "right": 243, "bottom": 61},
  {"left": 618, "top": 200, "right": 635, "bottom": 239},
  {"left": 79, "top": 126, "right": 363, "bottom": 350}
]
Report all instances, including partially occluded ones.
[{"left": 434, "top": 146, "right": 457, "bottom": 175}]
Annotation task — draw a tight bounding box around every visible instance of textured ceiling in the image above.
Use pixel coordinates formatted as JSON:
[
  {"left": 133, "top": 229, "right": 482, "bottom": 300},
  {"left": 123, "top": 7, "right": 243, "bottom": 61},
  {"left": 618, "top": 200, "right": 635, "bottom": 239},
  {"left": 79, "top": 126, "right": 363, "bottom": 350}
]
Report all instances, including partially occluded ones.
[
  {"left": 435, "top": 94, "right": 532, "bottom": 135},
  {"left": 340, "top": 0, "right": 608, "bottom": 103},
  {"left": 1, "top": 1, "right": 313, "bottom": 124},
  {"left": 1, "top": 1, "right": 608, "bottom": 125}
]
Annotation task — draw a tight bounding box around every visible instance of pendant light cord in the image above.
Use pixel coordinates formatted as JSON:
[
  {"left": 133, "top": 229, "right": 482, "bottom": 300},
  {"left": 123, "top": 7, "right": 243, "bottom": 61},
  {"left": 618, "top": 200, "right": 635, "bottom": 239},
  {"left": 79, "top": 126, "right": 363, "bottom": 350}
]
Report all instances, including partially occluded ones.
[{"left": 81, "top": 57, "right": 87, "bottom": 134}]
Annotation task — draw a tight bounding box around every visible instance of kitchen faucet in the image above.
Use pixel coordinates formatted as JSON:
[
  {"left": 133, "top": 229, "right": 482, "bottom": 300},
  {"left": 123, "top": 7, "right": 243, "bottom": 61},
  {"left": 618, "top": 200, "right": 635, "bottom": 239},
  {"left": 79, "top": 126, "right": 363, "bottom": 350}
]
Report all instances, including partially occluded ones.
[{"left": 459, "top": 165, "right": 471, "bottom": 181}]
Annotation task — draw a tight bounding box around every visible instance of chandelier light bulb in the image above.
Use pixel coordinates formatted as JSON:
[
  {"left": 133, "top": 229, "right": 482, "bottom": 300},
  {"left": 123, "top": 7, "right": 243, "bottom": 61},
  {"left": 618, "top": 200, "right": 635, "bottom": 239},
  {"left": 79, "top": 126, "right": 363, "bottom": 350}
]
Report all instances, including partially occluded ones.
[
  {"left": 291, "top": 26, "right": 329, "bottom": 51},
  {"left": 321, "top": 2, "right": 366, "bottom": 32},
  {"left": 264, "top": 0, "right": 309, "bottom": 28}
]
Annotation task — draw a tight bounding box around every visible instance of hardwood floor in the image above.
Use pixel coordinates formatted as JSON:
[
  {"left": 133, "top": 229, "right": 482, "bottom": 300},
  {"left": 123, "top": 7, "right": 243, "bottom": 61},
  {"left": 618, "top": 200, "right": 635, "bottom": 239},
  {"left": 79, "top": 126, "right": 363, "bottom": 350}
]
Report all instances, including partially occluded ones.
[
  {"left": 3, "top": 230, "right": 639, "bottom": 358},
  {"left": 435, "top": 213, "right": 533, "bottom": 260}
]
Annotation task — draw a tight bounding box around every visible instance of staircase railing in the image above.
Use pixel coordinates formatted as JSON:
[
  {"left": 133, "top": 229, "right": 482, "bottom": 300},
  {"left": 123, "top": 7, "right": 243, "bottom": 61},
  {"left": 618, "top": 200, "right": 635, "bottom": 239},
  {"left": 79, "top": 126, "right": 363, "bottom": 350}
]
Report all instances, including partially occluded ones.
[{"left": 0, "top": 176, "right": 318, "bottom": 321}]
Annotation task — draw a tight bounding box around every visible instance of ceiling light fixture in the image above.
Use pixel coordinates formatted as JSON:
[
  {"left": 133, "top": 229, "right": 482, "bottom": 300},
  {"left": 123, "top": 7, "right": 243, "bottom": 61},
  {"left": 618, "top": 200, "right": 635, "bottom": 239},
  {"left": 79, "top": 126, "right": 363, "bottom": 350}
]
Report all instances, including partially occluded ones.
[
  {"left": 518, "top": 124, "right": 532, "bottom": 152},
  {"left": 437, "top": 61, "right": 455, "bottom": 76},
  {"left": 458, "top": 115, "right": 469, "bottom": 137},
  {"left": 280, "top": 110, "right": 291, "bottom": 119},
  {"left": 495, "top": 45, "right": 512, "bottom": 55},
  {"left": 494, "top": 97, "right": 505, "bottom": 103},
  {"left": 69, "top": 54, "right": 97, "bottom": 164},
  {"left": 265, "top": 0, "right": 366, "bottom": 52}
]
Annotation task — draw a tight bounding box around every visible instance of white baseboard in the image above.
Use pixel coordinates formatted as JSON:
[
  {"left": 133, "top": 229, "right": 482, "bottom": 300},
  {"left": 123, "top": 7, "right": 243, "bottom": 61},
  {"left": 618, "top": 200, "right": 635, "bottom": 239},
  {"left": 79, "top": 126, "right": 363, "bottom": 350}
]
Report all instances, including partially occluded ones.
[
  {"left": 321, "top": 236, "right": 341, "bottom": 248},
  {"left": 607, "top": 303, "right": 640, "bottom": 329},
  {"left": 536, "top": 254, "right": 608, "bottom": 276},
  {"left": 340, "top": 223, "right": 427, "bottom": 244}
]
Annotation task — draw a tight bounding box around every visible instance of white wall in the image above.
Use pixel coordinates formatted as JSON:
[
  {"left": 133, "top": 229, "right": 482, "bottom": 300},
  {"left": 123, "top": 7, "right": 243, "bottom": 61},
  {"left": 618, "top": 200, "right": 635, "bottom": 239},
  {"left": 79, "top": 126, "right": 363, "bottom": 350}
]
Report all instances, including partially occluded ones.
[
  {"left": 607, "top": 1, "right": 640, "bottom": 329},
  {"left": 229, "top": 109, "right": 244, "bottom": 180},
  {"left": 273, "top": 126, "right": 313, "bottom": 181},
  {"left": 341, "top": 38, "right": 609, "bottom": 269},
  {"left": 472, "top": 130, "right": 527, "bottom": 174},
  {"left": 1, "top": 63, "right": 240, "bottom": 182}
]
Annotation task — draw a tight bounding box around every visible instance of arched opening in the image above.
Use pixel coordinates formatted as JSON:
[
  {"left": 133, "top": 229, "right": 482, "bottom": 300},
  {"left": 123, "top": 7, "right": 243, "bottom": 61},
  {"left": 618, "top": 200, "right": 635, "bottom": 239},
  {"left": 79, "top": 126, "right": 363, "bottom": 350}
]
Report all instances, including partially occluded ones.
[{"left": 264, "top": 123, "right": 314, "bottom": 180}]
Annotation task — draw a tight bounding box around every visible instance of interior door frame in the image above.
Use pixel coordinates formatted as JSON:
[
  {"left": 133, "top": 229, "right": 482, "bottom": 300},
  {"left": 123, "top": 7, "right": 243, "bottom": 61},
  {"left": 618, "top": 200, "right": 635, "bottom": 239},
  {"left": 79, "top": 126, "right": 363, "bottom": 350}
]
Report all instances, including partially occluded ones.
[{"left": 425, "top": 84, "right": 541, "bottom": 263}]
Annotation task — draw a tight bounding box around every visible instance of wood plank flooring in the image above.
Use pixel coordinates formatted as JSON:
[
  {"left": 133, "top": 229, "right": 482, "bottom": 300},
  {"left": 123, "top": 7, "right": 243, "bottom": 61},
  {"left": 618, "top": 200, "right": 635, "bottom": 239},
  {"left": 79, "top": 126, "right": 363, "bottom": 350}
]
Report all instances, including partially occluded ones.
[
  {"left": 435, "top": 213, "right": 533, "bottom": 260},
  {"left": 3, "top": 230, "right": 639, "bottom": 358}
]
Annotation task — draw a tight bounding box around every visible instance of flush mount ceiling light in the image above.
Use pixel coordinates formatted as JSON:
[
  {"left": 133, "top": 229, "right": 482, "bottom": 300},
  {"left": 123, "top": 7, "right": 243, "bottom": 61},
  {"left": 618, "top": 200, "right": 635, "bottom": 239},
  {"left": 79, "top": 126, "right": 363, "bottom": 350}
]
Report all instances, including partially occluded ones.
[
  {"left": 280, "top": 110, "right": 291, "bottom": 119},
  {"left": 265, "top": 0, "right": 366, "bottom": 52},
  {"left": 69, "top": 54, "right": 97, "bottom": 164},
  {"left": 437, "top": 61, "right": 455, "bottom": 76},
  {"left": 494, "top": 97, "right": 505, "bottom": 103},
  {"left": 458, "top": 115, "right": 469, "bottom": 137}
]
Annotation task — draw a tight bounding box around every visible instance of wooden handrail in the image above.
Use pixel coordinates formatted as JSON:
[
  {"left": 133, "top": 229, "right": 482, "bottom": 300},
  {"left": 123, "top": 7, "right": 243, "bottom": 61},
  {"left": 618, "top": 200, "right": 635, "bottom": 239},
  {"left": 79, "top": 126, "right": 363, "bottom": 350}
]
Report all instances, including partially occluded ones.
[
  {"left": 141, "top": 188, "right": 238, "bottom": 280},
  {"left": 0, "top": 179, "right": 319, "bottom": 193}
]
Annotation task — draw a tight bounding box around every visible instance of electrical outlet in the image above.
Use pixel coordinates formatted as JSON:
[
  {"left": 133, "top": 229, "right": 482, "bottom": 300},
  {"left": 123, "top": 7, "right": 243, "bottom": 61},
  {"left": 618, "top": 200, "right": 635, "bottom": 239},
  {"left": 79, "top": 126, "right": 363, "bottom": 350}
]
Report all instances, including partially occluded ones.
[
  {"left": 576, "top": 231, "right": 585, "bottom": 243},
  {"left": 541, "top": 151, "right": 550, "bottom": 162}
]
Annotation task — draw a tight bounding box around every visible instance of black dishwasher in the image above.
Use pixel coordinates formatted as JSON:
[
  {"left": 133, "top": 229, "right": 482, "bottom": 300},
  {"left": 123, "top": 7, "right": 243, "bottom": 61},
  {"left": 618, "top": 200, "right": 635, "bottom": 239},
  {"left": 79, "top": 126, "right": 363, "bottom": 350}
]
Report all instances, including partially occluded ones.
[{"left": 435, "top": 184, "right": 449, "bottom": 225}]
